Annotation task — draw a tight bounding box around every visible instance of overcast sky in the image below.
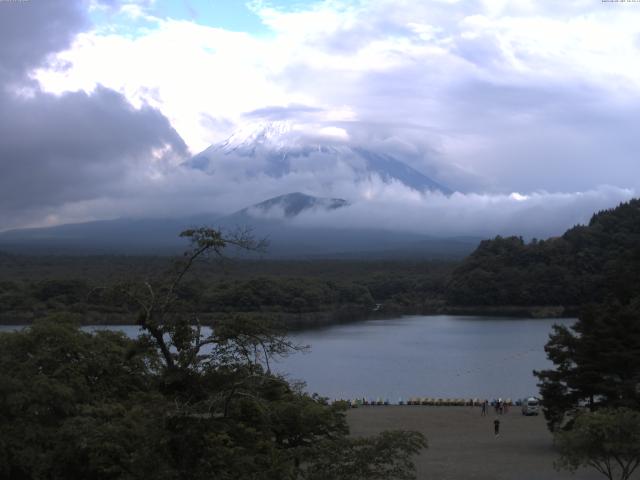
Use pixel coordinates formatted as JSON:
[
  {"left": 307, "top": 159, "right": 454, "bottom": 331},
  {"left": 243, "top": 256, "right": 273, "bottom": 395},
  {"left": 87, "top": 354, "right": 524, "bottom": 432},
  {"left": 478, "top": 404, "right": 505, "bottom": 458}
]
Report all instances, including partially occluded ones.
[{"left": 1, "top": 0, "right": 638, "bottom": 236}]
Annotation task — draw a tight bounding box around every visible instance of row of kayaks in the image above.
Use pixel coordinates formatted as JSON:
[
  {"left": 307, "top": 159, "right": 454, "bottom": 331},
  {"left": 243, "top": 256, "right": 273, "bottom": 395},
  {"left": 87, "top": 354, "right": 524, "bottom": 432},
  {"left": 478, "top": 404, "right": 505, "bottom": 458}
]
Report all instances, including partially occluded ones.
[
  {"left": 339, "top": 398, "right": 391, "bottom": 406},
  {"left": 407, "top": 398, "right": 515, "bottom": 406},
  {"left": 331, "top": 398, "right": 515, "bottom": 407}
]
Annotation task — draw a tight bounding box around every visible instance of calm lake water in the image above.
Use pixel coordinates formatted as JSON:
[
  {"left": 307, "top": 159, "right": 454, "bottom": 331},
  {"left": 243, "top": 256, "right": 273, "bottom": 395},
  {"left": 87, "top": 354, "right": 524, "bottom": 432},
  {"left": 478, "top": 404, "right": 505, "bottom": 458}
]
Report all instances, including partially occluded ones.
[{"left": 0, "top": 315, "right": 575, "bottom": 401}]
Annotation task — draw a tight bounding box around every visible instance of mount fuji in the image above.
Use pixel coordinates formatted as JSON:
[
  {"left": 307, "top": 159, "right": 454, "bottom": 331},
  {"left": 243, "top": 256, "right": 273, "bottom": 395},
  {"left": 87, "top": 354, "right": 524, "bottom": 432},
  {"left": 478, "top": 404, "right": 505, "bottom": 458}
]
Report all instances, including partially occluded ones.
[
  {"left": 0, "top": 124, "right": 475, "bottom": 257},
  {"left": 183, "top": 121, "right": 451, "bottom": 194}
]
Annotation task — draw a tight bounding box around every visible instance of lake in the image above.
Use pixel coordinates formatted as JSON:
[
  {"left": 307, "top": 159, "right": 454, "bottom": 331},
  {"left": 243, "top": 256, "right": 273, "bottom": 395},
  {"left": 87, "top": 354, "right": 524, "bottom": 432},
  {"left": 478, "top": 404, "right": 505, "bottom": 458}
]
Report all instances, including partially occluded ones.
[{"left": 0, "top": 315, "right": 574, "bottom": 401}]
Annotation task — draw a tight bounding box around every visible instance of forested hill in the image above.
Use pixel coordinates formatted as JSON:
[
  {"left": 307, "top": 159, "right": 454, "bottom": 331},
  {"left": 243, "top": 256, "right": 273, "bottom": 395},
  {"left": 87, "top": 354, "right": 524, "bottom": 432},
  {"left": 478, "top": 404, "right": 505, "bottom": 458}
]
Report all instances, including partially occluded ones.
[{"left": 446, "top": 199, "right": 640, "bottom": 307}]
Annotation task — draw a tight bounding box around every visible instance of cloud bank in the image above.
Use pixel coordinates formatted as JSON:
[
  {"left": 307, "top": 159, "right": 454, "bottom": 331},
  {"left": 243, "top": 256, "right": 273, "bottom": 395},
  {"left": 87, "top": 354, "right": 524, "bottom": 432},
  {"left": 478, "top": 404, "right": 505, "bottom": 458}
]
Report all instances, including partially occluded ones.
[
  {"left": 35, "top": 0, "right": 640, "bottom": 192},
  {"left": 291, "top": 184, "right": 636, "bottom": 239},
  {"left": 0, "top": 0, "right": 186, "bottom": 230},
  {"left": 0, "top": 0, "right": 638, "bottom": 240}
]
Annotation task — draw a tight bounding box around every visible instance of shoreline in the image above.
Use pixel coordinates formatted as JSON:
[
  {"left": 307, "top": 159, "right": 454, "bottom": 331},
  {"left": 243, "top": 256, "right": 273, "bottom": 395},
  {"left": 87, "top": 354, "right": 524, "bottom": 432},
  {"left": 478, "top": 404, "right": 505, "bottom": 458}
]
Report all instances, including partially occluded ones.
[{"left": 0, "top": 304, "right": 578, "bottom": 329}]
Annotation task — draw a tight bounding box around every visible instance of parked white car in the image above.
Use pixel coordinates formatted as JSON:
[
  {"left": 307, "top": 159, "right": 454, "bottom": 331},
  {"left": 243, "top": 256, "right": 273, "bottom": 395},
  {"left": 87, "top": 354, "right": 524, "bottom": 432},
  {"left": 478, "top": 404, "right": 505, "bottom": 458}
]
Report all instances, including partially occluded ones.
[{"left": 521, "top": 397, "right": 540, "bottom": 416}]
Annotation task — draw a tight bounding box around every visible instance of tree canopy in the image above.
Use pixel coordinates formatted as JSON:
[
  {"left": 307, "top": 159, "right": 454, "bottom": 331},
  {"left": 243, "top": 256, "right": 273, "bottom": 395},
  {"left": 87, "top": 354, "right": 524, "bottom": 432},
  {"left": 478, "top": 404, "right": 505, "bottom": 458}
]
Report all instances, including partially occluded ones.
[
  {"left": 554, "top": 408, "right": 640, "bottom": 480},
  {"left": 0, "top": 228, "right": 426, "bottom": 480},
  {"left": 534, "top": 299, "right": 640, "bottom": 431},
  {"left": 447, "top": 199, "right": 640, "bottom": 307}
]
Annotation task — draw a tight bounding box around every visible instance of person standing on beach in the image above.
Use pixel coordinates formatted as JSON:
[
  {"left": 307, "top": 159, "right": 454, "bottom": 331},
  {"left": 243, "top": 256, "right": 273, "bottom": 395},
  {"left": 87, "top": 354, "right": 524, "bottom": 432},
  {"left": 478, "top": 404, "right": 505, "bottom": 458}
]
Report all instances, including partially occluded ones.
[
  {"left": 494, "top": 419, "right": 500, "bottom": 437},
  {"left": 481, "top": 400, "right": 487, "bottom": 416}
]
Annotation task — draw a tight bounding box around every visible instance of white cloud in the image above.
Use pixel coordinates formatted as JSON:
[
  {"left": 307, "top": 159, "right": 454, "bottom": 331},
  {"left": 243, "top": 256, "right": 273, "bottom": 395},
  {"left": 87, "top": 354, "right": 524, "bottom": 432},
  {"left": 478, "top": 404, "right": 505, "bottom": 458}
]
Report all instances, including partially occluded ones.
[
  {"left": 17, "top": 0, "right": 640, "bottom": 232},
  {"left": 33, "top": 1, "right": 640, "bottom": 156},
  {"left": 34, "top": 20, "right": 313, "bottom": 150},
  {"left": 24, "top": 158, "right": 634, "bottom": 240},
  {"left": 292, "top": 183, "right": 636, "bottom": 238}
]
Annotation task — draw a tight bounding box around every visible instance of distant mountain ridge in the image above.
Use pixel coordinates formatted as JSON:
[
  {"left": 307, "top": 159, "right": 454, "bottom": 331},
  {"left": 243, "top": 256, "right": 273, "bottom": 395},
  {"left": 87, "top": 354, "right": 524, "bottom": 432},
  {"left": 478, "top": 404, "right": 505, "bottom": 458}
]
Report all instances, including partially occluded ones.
[
  {"left": 237, "top": 192, "right": 348, "bottom": 218},
  {"left": 185, "top": 121, "right": 452, "bottom": 194},
  {"left": 0, "top": 192, "right": 478, "bottom": 258},
  {"left": 0, "top": 217, "right": 211, "bottom": 254}
]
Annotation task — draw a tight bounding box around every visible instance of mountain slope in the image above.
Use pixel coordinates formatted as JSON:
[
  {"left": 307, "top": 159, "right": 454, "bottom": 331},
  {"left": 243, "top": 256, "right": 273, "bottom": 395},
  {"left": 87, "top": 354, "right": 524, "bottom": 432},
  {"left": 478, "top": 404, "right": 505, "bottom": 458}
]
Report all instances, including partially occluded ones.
[
  {"left": 184, "top": 121, "right": 451, "bottom": 194},
  {"left": 235, "top": 192, "right": 348, "bottom": 218},
  {"left": 0, "top": 192, "right": 478, "bottom": 258},
  {"left": 212, "top": 192, "right": 476, "bottom": 259},
  {"left": 0, "top": 217, "right": 215, "bottom": 254}
]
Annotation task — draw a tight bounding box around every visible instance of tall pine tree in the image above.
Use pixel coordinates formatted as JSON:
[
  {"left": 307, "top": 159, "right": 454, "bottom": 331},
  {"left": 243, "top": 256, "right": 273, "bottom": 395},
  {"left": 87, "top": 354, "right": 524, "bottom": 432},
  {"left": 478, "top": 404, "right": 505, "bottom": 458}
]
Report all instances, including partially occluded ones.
[{"left": 535, "top": 298, "right": 640, "bottom": 431}]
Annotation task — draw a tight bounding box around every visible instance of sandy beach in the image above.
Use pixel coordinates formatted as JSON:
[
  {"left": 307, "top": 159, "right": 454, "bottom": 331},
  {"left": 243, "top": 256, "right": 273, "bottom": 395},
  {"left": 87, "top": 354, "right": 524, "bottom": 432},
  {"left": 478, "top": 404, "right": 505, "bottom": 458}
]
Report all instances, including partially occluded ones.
[{"left": 347, "top": 405, "right": 629, "bottom": 480}]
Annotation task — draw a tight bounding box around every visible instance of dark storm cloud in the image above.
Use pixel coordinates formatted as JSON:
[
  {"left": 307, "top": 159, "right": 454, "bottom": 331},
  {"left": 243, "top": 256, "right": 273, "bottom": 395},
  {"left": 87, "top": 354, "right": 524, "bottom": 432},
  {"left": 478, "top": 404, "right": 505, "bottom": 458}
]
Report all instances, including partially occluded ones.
[
  {"left": 0, "top": 86, "right": 186, "bottom": 211},
  {"left": 0, "top": 0, "right": 86, "bottom": 82},
  {"left": 0, "top": 0, "right": 188, "bottom": 230}
]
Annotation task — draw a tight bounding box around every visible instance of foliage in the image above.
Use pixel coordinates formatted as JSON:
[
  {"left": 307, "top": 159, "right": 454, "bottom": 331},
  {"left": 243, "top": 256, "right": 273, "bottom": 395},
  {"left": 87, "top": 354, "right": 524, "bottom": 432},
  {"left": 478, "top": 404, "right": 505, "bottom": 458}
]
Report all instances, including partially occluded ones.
[
  {"left": 447, "top": 199, "right": 640, "bottom": 306},
  {"left": 534, "top": 299, "right": 640, "bottom": 431},
  {"left": 301, "top": 430, "right": 426, "bottom": 480},
  {"left": 0, "top": 255, "right": 455, "bottom": 326},
  {"left": 0, "top": 228, "right": 426, "bottom": 479},
  {"left": 554, "top": 408, "right": 640, "bottom": 480},
  {"left": 0, "top": 316, "right": 162, "bottom": 480}
]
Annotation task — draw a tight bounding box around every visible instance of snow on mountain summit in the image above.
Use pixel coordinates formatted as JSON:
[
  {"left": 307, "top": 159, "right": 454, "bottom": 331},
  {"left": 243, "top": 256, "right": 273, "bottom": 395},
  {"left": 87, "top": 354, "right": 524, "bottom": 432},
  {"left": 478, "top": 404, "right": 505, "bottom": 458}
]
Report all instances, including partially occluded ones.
[
  {"left": 184, "top": 121, "right": 451, "bottom": 194},
  {"left": 202, "top": 121, "right": 349, "bottom": 154},
  {"left": 218, "top": 121, "right": 302, "bottom": 152}
]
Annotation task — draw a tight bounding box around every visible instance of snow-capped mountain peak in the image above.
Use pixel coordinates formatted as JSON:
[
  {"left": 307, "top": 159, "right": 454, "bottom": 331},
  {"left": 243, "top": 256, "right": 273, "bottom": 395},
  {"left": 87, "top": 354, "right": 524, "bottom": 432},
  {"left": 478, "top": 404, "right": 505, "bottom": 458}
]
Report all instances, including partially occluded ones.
[
  {"left": 185, "top": 121, "right": 451, "bottom": 194},
  {"left": 218, "top": 120, "right": 301, "bottom": 152}
]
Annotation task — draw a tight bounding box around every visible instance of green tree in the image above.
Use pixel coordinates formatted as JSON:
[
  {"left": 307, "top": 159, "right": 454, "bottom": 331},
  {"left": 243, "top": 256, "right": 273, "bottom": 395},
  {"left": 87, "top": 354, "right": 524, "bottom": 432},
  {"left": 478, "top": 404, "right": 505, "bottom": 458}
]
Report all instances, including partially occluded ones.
[
  {"left": 1, "top": 228, "right": 427, "bottom": 480},
  {"left": 555, "top": 408, "right": 640, "bottom": 480},
  {"left": 0, "top": 315, "right": 162, "bottom": 480},
  {"left": 534, "top": 299, "right": 640, "bottom": 431},
  {"left": 447, "top": 198, "right": 640, "bottom": 308},
  {"left": 302, "top": 430, "right": 426, "bottom": 480}
]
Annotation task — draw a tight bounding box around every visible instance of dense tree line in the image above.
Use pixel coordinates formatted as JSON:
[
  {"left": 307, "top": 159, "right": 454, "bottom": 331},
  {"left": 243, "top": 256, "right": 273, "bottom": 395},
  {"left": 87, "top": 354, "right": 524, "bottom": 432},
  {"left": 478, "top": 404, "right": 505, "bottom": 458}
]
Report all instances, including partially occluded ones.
[
  {"left": 0, "top": 259, "right": 453, "bottom": 325},
  {"left": 3, "top": 199, "right": 639, "bottom": 321},
  {"left": 447, "top": 199, "right": 640, "bottom": 307}
]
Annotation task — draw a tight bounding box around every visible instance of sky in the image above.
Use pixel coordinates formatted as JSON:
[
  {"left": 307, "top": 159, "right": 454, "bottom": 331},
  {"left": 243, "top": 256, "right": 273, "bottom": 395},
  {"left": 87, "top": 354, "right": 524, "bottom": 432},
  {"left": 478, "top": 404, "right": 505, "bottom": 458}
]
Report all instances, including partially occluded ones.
[{"left": 1, "top": 0, "right": 639, "bottom": 237}]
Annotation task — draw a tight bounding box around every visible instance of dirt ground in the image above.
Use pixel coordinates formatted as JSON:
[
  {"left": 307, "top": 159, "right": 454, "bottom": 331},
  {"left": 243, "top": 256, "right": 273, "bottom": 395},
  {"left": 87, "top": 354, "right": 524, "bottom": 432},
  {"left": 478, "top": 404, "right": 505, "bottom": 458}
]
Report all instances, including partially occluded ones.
[{"left": 347, "top": 405, "right": 634, "bottom": 480}]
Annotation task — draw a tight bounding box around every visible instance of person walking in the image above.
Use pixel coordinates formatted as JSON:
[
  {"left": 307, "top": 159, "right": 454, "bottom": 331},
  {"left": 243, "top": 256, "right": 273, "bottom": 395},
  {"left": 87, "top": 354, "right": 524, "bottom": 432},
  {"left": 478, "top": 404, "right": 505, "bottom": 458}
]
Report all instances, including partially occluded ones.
[{"left": 494, "top": 419, "right": 500, "bottom": 437}]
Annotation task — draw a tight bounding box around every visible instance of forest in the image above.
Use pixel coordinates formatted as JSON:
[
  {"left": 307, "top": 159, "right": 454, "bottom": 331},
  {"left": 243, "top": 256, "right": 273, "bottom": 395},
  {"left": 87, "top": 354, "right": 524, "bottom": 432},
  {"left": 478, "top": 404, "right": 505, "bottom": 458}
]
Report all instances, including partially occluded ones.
[
  {"left": 0, "top": 255, "right": 454, "bottom": 328},
  {"left": 1, "top": 199, "right": 639, "bottom": 328},
  {"left": 446, "top": 199, "right": 640, "bottom": 308}
]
